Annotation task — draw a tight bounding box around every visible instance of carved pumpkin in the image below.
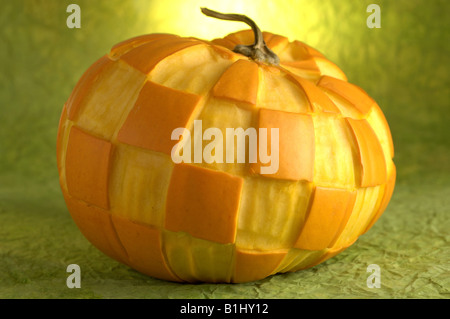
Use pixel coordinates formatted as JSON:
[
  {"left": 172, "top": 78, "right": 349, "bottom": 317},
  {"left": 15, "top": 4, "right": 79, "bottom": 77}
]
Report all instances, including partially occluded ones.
[{"left": 56, "top": 8, "right": 395, "bottom": 283}]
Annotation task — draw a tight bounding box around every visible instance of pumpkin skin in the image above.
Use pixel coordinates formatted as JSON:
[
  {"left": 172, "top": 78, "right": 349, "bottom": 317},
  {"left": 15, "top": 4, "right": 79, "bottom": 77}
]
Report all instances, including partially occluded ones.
[{"left": 56, "top": 29, "right": 395, "bottom": 283}]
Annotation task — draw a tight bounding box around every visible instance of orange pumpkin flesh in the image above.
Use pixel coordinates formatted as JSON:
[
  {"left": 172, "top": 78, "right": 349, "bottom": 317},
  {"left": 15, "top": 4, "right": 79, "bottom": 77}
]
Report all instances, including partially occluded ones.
[{"left": 57, "top": 13, "right": 395, "bottom": 283}]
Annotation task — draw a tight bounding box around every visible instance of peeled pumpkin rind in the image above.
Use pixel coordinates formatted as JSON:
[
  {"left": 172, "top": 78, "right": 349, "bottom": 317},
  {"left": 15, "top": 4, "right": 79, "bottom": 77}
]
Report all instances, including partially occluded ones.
[
  {"left": 65, "top": 126, "right": 113, "bottom": 210},
  {"left": 66, "top": 55, "right": 112, "bottom": 121},
  {"left": 212, "top": 59, "right": 260, "bottom": 106},
  {"left": 63, "top": 193, "right": 128, "bottom": 265},
  {"left": 117, "top": 80, "right": 202, "bottom": 155},
  {"left": 318, "top": 75, "right": 374, "bottom": 116},
  {"left": 111, "top": 215, "right": 182, "bottom": 282},
  {"left": 233, "top": 249, "right": 287, "bottom": 283},
  {"left": 57, "top": 30, "right": 395, "bottom": 283},
  {"left": 346, "top": 118, "right": 388, "bottom": 187},
  {"left": 120, "top": 37, "right": 202, "bottom": 74},
  {"left": 252, "top": 108, "right": 315, "bottom": 181},
  {"left": 294, "top": 187, "right": 357, "bottom": 250},
  {"left": 287, "top": 74, "right": 341, "bottom": 114},
  {"left": 109, "top": 33, "right": 179, "bottom": 60},
  {"left": 164, "top": 163, "right": 243, "bottom": 245}
]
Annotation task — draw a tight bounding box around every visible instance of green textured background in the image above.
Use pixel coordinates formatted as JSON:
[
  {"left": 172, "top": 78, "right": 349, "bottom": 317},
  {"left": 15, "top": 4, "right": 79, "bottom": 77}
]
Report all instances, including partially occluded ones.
[{"left": 0, "top": 0, "right": 449, "bottom": 299}]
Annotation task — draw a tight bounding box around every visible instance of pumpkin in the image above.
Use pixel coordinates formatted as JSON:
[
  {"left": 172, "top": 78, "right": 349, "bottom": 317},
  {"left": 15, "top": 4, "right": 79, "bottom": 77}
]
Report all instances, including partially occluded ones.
[{"left": 56, "top": 8, "right": 395, "bottom": 283}]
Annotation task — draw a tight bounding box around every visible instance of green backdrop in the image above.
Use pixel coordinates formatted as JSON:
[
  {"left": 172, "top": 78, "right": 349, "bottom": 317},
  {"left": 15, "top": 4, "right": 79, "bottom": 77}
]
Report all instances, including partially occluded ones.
[{"left": 0, "top": 0, "right": 448, "bottom": 299}]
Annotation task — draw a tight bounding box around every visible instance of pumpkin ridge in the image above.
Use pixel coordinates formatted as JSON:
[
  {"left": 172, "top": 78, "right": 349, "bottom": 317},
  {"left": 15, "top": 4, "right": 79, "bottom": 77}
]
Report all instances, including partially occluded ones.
[
  {"left": 120, "top": 37, "right": 204, "bottom": 74},
  {"left": 148, "top": 43, "right": 235, "bottom": 95},
  {"left": 109, "top": 33, "right": 180, "bottom": 60}
]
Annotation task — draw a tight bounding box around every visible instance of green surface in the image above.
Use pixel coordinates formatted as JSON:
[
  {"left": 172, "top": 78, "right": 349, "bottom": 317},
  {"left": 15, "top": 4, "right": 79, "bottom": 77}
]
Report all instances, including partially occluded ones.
[{"left": 0, "top": 0, "right": 449, "bottom": 299}]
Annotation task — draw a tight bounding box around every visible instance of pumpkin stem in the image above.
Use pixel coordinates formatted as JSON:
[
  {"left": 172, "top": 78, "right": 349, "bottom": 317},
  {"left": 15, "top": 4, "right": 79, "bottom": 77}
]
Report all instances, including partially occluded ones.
[{"left": 201, "top": 7, "right": 280, "bottom": 65}]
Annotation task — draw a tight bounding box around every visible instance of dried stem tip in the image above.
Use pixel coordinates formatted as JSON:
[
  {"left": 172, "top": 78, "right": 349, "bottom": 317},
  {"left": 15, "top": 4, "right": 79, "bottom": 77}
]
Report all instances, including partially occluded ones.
[{"left": 201, "top": 7, "right": 280, "bottom": 65}]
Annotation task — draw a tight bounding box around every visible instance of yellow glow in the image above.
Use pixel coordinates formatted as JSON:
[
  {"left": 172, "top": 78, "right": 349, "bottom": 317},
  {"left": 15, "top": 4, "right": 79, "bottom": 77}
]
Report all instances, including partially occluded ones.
[{"left": 137, "top": 0, "right": 323, "bottom": 45}]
